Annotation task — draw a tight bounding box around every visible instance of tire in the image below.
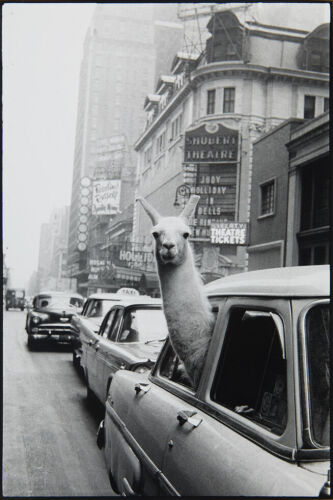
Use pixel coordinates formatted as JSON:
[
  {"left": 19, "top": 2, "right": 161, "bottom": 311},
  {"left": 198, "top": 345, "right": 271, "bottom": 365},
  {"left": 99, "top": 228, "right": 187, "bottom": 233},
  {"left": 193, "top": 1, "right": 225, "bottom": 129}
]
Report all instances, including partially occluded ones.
[
  {"left": 27, "top": 336, "right": 35, "bottom": 350},
  {"left": 72, "top": 351, "right": 79, "bottom": 368}
]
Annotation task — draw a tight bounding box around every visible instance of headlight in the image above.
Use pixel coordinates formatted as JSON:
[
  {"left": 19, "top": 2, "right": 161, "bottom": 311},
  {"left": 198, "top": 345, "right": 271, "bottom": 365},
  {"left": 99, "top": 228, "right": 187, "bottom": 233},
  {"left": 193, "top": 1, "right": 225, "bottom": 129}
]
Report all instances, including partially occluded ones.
[
  {"left": 31, "top": 312, "right": 49, "bottom": 323},
  {"left": 132, "top": 364, "right": 151, "bottom": 374}
]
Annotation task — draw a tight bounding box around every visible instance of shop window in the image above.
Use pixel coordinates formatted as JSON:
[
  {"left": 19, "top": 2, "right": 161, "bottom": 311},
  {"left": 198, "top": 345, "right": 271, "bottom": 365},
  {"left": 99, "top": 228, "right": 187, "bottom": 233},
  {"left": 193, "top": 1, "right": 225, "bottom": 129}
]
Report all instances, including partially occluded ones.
[
  {"left": 207, "top": 89, "right": 216, "bottom": 115},
  {"left": 304, "top": 95, "right": 316, "bottom": 119},
  {"left": 211, "top": 308, "right": 287, "bottom": 435},
  {"left": 223, "top": 87, "right": 235, "bottom": 113},
  {"left": 260, "top": 180, "right": 275, "bottom": 217},
  {"left": 299, "top": 244, "right": 329, "bottom": 266}
]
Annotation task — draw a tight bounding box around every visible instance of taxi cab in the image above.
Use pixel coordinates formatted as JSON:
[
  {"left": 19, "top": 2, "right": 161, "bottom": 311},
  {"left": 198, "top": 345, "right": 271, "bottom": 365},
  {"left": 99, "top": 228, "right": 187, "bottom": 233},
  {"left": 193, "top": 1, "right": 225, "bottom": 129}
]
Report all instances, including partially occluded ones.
[{"left": 97, "top": 266, "right": 330, "bottom": 497}]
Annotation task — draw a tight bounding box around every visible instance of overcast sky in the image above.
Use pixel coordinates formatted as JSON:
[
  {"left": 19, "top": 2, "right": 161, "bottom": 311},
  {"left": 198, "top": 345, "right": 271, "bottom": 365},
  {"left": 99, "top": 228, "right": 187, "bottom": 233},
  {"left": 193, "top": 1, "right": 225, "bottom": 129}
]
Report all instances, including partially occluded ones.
[{"left": 3, "top": 3, "right": 95, "bottom": 288}]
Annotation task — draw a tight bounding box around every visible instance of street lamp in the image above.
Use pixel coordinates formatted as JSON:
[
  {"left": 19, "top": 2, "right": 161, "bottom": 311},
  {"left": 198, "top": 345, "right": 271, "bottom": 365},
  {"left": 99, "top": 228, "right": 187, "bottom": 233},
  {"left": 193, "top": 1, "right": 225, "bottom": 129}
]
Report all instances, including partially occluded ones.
[{"left": 174, "top": 184, "right": 191, "bottom": 208}]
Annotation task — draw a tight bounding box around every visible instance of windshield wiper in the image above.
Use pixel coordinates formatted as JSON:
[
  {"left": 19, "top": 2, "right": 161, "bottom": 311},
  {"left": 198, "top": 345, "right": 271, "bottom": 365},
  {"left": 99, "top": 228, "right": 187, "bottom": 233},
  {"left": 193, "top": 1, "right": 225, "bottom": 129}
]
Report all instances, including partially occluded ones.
[{"left": 145, "top": 338, "right": 167, "bottom": 345}]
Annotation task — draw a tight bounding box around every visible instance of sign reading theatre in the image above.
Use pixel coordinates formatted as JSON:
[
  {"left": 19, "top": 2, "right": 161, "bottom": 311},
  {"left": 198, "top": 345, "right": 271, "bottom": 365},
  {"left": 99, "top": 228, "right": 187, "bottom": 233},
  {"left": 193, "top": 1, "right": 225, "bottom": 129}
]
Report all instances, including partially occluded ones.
[
  {"left": 210, "top": 223, "right": 248, "bottom": 245},
  {"left": 184, "top": 123, "right": 238, "bottom": 163}
]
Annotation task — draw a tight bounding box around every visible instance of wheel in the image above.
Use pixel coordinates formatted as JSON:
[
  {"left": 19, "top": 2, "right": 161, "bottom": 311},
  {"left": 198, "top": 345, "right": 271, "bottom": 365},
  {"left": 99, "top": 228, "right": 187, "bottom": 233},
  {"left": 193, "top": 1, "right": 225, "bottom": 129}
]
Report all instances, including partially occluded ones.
[{"left": 72, "top": 351, "right": 79, "bottom": 368}]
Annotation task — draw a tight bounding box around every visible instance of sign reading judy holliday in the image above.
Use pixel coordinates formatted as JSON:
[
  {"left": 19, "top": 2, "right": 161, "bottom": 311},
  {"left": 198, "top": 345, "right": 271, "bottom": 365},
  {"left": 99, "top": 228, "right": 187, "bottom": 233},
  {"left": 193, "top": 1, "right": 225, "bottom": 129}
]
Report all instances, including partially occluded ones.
[
  {"left": 92, "top": 180, "right": 121, "bottom": 215},
  {"left": 210, "top": 222, "right": 248, "bottom": 245},
  {"left": 184, "top": 123, "right": 238, "bottom": 163}
]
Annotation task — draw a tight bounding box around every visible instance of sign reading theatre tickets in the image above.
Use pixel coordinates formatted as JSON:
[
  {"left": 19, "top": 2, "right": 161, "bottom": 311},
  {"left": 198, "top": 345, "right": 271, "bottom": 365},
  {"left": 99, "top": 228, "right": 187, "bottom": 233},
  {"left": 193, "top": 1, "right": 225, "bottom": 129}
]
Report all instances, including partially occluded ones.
[
  {"left": 210, "top": 222, "right": 248, "bottom": 245},
  {"left": 92, "top": 180, "right": 121, "bottom": 215},
  {"left": 184, "top": 122, "right": 238, "bottom": 163}
]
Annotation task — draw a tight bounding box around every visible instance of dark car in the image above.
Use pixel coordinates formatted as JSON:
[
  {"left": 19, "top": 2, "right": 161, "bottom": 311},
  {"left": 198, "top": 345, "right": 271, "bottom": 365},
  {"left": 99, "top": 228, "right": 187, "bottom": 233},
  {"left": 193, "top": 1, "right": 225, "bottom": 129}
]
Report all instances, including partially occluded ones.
[
  {"left": 5, "top": 288, "right": 25, "bottom": 311},
  {"left": 80, "top": 296, "right": 168, "bottom": 406},
  {"left": 97, "top": 265, "right": 330, "bottom": 497},
  {"left": 26, "top": 291, "right": 84, "bottom": 349}
]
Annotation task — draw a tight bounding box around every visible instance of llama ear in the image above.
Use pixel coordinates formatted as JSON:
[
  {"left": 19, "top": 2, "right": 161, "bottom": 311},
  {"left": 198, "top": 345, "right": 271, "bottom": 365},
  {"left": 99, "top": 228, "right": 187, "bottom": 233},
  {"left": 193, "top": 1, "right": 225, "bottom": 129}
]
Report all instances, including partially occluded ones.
[
  {"left": 136, "top": 196, "right": 161, "bottom": 225},
  {"left": 180, "top": 195, "right": 200, "bottom": 221}
]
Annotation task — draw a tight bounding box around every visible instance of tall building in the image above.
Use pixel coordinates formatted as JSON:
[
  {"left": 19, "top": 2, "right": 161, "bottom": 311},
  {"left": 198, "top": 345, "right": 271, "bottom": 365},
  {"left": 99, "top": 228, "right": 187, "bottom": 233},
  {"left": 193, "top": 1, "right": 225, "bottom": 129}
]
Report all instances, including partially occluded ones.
[
  {"left": 133, "top": 3, "right": 329, "bottom": 283},
  {"left": 68, "top": 4, "right": 184, "bottom": 296}
]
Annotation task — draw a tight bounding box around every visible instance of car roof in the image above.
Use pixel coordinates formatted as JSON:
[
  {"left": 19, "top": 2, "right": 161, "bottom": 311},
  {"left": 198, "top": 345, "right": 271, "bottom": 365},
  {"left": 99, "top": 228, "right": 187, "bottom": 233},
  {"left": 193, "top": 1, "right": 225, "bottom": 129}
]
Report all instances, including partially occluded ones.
[
  {"left": 205, "top": 265, "right": 329, "bottom": 298},
  {"left": 108, "top": 296, "right": 162, "bottom": 307},
  {"left": 37, "top": 291, "right": 84, "bottom": 299},
  {"left": 86, "top": 292, "right": 155, "bottom": 301}
]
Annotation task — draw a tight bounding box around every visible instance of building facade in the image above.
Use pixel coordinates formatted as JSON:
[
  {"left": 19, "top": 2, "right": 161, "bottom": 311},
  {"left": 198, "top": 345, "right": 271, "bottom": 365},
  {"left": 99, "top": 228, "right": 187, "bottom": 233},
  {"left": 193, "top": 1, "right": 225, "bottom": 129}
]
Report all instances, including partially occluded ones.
[
  {"left": 133, "top": 5, "right": 329, "bottom": 281},
  {"left": 67, "top": 4, "right": 184, "bottom": 296}
]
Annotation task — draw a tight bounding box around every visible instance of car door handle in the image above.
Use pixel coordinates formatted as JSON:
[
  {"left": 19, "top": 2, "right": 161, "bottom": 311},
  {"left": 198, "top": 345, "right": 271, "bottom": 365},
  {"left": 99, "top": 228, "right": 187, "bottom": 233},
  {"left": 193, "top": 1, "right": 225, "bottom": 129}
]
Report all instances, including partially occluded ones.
[
  {"left": 95, "top": 343, "right": 100, "bottom": 351},
  {"left": 134, "top": 383, "right": 150, "bottom": 394},
  {"left": 177, "top": 410, "right": 202, "bottom": 428}
]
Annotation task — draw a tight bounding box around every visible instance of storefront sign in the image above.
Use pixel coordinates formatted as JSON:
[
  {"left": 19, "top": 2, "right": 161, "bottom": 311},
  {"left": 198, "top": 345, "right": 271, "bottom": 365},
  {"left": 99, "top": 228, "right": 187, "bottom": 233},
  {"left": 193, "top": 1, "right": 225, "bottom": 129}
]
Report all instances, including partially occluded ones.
[
  {"left": 210, "top": 223, "right": 248, "bottom": 245},
  {"left": 92, "top": 180, "right": 121, "bottom": 215},
  {"left": 184, "top": 123, "right": 238, "bottom": 163}
]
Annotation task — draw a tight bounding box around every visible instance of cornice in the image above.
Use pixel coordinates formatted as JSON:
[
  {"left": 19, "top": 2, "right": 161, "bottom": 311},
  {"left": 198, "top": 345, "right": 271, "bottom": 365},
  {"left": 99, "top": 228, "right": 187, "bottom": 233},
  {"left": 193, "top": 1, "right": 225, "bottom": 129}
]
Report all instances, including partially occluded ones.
[{"left": 135, "top": 62, "right": 328, "bottom": 150}]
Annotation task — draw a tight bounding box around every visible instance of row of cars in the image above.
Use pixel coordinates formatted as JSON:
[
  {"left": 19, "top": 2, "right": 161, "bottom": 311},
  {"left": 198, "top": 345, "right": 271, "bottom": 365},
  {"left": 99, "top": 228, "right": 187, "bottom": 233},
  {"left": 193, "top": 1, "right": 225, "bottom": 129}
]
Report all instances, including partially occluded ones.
[{"left": 25, "top": 266, "right": 330, "bottom": 497}]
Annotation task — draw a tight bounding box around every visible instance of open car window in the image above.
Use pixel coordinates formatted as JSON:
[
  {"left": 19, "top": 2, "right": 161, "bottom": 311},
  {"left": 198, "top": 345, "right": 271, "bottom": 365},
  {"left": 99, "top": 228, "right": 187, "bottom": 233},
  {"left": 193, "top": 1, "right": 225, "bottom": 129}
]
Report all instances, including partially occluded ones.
[
  {"left": 118, "top": 308, "right": 168, "bottom": 343},
  {"left": 159, "top": 343, "right": 194, "bottom": 390},
  {"left": 211, "top": 307, "right": 287, "bottom": 436}
]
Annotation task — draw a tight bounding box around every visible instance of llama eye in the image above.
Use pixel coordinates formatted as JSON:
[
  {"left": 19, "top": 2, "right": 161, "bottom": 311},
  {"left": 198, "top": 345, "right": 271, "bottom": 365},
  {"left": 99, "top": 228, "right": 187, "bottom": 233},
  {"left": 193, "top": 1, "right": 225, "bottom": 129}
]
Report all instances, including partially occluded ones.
[
  {"left": 152, "top": 232, "right": 159, "bottom": 240},
  {"left": 183, "top": 232, "right": 189, "bottom": 239}
]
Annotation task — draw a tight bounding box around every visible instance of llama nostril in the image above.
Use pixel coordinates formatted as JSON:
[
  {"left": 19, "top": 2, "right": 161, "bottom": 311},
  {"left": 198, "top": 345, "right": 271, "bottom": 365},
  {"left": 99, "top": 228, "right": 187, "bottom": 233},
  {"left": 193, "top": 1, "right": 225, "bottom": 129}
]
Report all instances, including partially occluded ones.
[{"left": 163, "top": 242, "right": 175, "bottom": 250}]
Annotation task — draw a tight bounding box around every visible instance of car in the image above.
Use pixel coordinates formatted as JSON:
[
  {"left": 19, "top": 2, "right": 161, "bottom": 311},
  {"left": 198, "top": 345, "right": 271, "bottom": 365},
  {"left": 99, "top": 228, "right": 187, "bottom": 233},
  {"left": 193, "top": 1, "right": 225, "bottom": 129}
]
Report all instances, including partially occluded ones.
[
  {"left": 25, "top": 291, "right": 84, "bottom": 349},
  {"left": 71, "top": 291, "right": 150, "bottom": 369},
  {"left": 97, "top": 265, "right": 330, "bottom": 497},
  {"left": 5, "top": 288, "right": 25, "bottom": 311},
  {"left": 80, "top": 296, "right": 168, "bottom": 406}
]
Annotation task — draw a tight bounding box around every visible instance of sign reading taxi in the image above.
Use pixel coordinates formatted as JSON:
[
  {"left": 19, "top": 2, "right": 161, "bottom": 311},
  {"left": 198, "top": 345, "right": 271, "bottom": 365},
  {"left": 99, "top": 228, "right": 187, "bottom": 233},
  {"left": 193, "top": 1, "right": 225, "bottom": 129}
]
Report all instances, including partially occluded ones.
[
  {"left": 184, "top": 123, "right": 238, "bottom": 163},
  {"left": 210, "top": 222, "right": 248, "bottom": 245}
]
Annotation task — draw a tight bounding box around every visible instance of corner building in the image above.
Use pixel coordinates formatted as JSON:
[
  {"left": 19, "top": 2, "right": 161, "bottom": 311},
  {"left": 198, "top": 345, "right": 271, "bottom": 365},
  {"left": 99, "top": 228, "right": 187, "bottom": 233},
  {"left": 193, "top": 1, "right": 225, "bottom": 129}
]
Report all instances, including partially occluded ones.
[{"left": 133, "top": 5, "right": 329, "bottom": 281}]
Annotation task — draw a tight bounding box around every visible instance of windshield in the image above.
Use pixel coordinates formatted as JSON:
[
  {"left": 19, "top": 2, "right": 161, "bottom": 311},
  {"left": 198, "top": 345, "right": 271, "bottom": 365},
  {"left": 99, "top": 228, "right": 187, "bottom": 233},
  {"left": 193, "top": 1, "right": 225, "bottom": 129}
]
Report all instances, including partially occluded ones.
[
  {"left": 36, "top": 295, "right": 83, "bottom": 310},
  {"left": 305, "top": 303, "right": 329, "bottom": 447},
  {"left": 118, "top": 308, "right": 168, "bottom": 343},
  {"left": 85, "top": 299, "right": 119, "bottom": 318}
]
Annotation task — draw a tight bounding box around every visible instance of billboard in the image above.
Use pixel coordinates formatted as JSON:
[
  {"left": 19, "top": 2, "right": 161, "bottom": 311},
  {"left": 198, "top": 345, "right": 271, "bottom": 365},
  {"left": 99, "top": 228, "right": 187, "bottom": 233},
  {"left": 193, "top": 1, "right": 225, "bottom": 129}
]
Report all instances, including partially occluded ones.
[
  {"left": 92, "top": 180, "right": 121, "bottom": 215},
  {"left": 184, "top": 123, "right": 238, "bottom": 163}
]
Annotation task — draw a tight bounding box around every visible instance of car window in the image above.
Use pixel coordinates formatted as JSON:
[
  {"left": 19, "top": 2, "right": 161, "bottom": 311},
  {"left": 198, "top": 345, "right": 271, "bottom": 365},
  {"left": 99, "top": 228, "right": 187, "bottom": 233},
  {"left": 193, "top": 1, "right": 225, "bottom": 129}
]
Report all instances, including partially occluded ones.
[
  {"left": 84, "top": 299, "right": 118, "bottom": 318},
  {"left": 305, "top": 303, "right": 329, "bottom": 447},
  {"left": 159, "top": 343, "right": 194, "bottom": 389},
  {"left": 100, "top": 309, "right": 117, "bottom": 338},
  {"left": 118, "top": 308, "right": 168, "bottom": 343},
  {"left": 211, "top": 308, "right": 287, "bottom": 436},
  {"left": 108, "top": 309, "right": 123, "bottom": 341}
]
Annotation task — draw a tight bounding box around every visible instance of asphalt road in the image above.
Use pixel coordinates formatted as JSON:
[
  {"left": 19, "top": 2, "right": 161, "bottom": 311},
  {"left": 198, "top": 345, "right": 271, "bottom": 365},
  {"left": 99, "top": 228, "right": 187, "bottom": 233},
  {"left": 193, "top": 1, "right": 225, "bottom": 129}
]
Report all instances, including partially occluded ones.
[{"left": 3, "top": 310, "right": 114, "bottom": 497}]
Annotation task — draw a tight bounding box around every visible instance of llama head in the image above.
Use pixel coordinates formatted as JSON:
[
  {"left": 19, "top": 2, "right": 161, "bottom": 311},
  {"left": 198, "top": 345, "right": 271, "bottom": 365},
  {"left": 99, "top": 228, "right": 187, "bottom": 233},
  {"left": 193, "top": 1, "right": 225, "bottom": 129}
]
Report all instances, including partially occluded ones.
[{"left": 136, "top": 195, "right": 200, "bottom": 266}]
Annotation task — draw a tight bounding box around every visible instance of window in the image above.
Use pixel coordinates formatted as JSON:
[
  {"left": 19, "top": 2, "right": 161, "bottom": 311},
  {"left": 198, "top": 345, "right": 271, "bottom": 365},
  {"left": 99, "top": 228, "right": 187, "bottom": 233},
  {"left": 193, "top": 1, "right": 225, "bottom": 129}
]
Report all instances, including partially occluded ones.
[
  {"left": 211, "top": 308, "right": 287, "bottom": 435},
  {"left": 159, "top": 343, "right": 194, "bottom": 389},
  {"left": 144, "top": 146, "right": 152, "bottom": 168},
  {"left": 260, "top": 180, "right": 275, "bottom": 216},
  {"left": 170, "top": 113, "right": 183, "bottom": 142},
  {"left": 305, "top": 303, "right": 330, "bottom": 447},
  {"left": 156, "top": 131, "right": 166, "bottom": 155},
  {"left": 100, "top": 309, "right": 117, "bottom": 338},
  {"left": 300, "top": 160, "right": 329, "bottom": 230},
  {"left": 324, "top": 97, "right": 329, "bottom": 113},
  {"left": 223, "top": 87, "right": 235, "bottom": 113},
  {"left": 207, "top": 89, "right": 216, "bottom": 114},
  {"left": 304, "top": 95, "right": 316, "bottom": 119},
  {"left": 118, "top": 308, "right": 168, "bottom": 343}
]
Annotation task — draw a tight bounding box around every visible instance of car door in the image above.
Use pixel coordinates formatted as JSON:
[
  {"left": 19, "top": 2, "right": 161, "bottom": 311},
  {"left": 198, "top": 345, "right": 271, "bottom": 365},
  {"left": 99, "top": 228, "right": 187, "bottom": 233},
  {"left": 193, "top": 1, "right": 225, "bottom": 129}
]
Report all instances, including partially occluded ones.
[{"left": 160, "top": 297, "right": 313, "bottom": 496}]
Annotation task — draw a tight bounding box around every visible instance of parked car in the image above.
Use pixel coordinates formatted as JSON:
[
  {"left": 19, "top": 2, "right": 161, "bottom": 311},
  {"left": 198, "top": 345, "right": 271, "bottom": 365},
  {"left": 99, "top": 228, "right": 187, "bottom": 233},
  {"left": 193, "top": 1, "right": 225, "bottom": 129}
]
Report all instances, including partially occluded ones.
[
  {"left": 71, "top": 292, "right": 149, "bottom": 369},
  {"left": 97, "top": 265, "right": 330, "bottom": 497},
  {"left": 5, "top": 288, "right": 25, "bottom": 310},
  {"left": 79, "top": 296, "right": 168, "bottom": 406},
  {"left": 26, "top": 291, "right": 84, "bottom": 349}
]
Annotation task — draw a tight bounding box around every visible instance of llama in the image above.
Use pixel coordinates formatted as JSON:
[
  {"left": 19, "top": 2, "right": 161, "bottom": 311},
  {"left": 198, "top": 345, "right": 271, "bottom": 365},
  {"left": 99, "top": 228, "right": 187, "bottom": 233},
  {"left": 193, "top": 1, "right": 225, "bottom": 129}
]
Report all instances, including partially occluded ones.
[{"left": 137, "top": 195, "right": 214, "bottom": 387}]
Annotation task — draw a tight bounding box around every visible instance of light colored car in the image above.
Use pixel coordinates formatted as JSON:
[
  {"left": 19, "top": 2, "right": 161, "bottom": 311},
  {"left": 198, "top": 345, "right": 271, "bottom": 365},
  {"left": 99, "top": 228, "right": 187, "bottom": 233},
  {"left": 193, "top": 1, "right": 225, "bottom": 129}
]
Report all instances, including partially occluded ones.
[
  {"left": 71, "top": 292, "right": 149, "bottom": 369},
  {"left": 97, "top": 265, "right": 330, "bottom": 497},
  {"left": 80, "top": 296, "right": 168, "bottom": 406}
]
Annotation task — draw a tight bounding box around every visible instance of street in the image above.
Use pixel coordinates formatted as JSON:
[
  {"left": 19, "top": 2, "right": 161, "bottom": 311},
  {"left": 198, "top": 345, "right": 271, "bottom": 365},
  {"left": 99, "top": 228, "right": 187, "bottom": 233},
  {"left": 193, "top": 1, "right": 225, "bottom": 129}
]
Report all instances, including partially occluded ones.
[{"left": 3, "top": 310, "right": 114, "bottom": 497}]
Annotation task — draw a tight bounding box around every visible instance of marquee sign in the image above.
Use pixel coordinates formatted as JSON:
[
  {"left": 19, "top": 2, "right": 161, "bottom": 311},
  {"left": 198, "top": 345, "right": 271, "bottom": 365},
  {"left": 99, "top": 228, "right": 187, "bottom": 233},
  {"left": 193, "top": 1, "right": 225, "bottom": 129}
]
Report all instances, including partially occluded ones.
[{"left": 184, "top": 123, "right": 239, "bottom": 163}]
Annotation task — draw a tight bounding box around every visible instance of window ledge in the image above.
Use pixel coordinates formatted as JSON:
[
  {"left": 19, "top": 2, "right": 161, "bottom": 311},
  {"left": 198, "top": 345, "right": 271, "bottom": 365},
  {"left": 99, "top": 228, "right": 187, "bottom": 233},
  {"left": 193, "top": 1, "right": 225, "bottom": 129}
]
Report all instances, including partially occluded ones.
[
  {"left": 154, "top": 151, "right": 166, "bottom": 163},
  {"left": 257, "top": 212, "right": 275, "bottom": 220}
]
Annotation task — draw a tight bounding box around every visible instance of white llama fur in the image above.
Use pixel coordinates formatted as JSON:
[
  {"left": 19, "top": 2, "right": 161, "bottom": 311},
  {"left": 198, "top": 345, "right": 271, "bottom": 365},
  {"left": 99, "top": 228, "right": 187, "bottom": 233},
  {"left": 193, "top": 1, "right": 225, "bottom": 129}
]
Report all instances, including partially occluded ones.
[{"left": 137, "top": 195, "right": 214, "bottom": 387}]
